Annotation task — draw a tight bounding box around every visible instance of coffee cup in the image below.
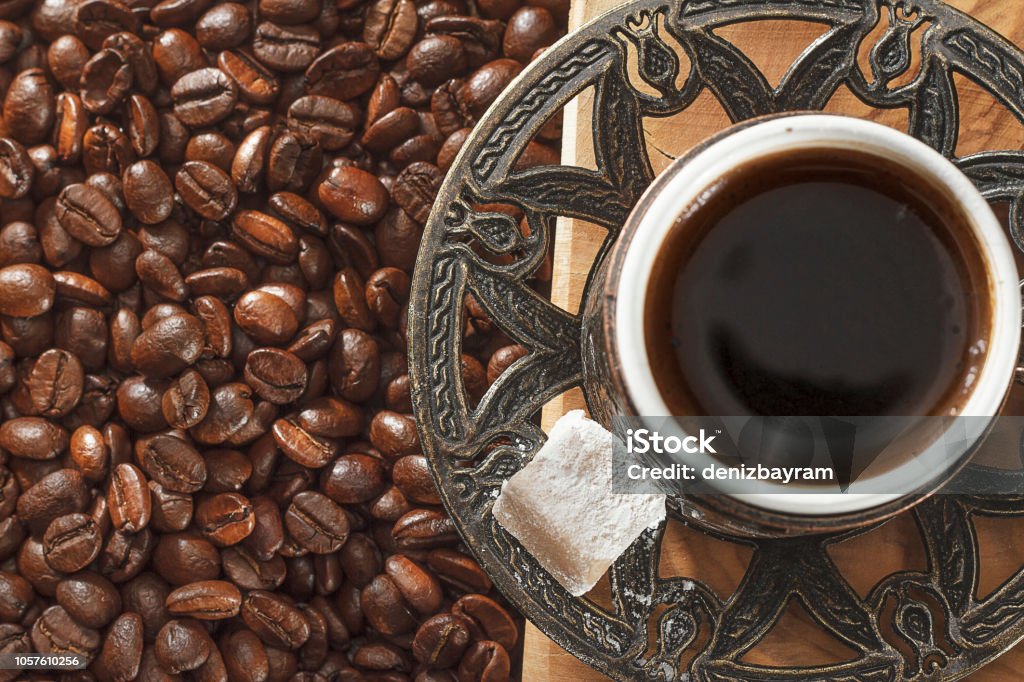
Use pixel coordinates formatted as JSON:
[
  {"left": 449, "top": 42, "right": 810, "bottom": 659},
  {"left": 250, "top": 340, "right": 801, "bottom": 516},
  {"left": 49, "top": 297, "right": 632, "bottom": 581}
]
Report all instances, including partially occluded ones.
[{"left": 582, "top": 114, "right": 1021, "bottom": 536}]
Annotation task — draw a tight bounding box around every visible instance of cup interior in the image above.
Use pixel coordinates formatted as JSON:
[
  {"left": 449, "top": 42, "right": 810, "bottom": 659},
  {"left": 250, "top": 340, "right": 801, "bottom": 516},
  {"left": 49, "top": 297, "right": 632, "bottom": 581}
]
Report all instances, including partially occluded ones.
[{"left": 610, "top": 114, "right": 1021, "bottom": 516}]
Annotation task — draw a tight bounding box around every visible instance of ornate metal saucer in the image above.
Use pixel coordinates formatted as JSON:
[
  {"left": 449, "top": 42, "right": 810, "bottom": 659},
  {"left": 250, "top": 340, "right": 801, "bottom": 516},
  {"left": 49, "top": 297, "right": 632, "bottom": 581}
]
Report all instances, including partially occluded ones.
[{"left": 409, "top": 0, "right": 1024, "bottom": 679}]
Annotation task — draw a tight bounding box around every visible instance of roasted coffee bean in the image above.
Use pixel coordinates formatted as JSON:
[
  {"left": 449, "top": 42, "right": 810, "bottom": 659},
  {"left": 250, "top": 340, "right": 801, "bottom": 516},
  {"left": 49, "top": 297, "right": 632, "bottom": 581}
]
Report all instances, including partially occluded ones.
[
  {"left": 305, "top": 45, "right": 379, "bottom": 103},
  {"left": 413, "top": 613, "right": 471, "bottom": 668},
  {"left": 370, "top": 411, "right": 420, "bottom": 460},
  {"left": 55, "top": 183, "right": 122, "bottom": 247},
  {"left": 458, "top": 640, "right": 510, "bottom": 682},
  {"left": 196, "top": 3, "right": 252, "bottom": 50},
  {"left": 155, "top": 618, "right": 212, "bottom": 673},
  {"left": 408, "top": 36, "right": 467, "bottom": 87},
  {"left": 161, "top": 368, "right": 210, "bottom": 430},
  {"left": 385, "top": 554, "right": 442, "bottom": 615},
  {"left": 272, "top": 418, "right": 338, "bottom": 469},
  {"left": 123, "top": 161, "right": 174, "bottom": 225},
  {"left": 173, "top": 68, "right": 239, "bottom": 128},
  {"left": 176, "top": 160, "right": 238, "bottom": 221},
  {"left": 232, "top": 210, "right": 299, "bottom": 264},
  {"left": 150, "top": 482, "right": 194, "bottom": 533},
  {"left": 244, "top": 348, "right": 308, "bottom": 404},
  {"left": 222, "top": 545, "right": 286, "bottom": 591},
  {"left": 23, "top": 349, "right": 83, "bottom": 418},
  {"left": 166, "top": 579, "right": 242, "bottom": 619},
  {"left": 452, "top": 594, "right": 518, "bottom": 651},
  {"left": 267, "top": 130, "right": 322, "bottom": 193},
  {"left": 0, "top": 138, "right": 33, "bottom": 200},
  {"left": 392, "top": 508, "right": 458, "bottom": 550},
  {"left": 135, "top": 431, "right": 207, "bottom": 493},
  {"left": 151, "top": 533, "right": 220, "bottom": 588},
  {"left": 241, "top": 590, "right": 311, "bottom": 649},
  {"left": 366, "top": 267, "right": 411, "bottom": 328},
  {"left": 285, "top": 491, "right": 349, "bottom": 554},
  {"left": 318, "top": 166, "right": 389, "bottom": 225},
  {"left": 31, "top": 605, "right": 101, "bottom": 658},
  {"left": 95, "top": 611, "right": 143, "bottom": 681},
  {"left": 196, "top": 492, "right": 255, "bottom": 546},
  {"left": 153, "top": 28, "right": 205, "bottom": 86},
  {"left": 393, "top": 161, "right": 444, "bottom": 223},
  {"left": 218, "top": 49, "right": 281, "bottom": 105},
  {"left": 253, "top": 21, "right": 320, "bottom": 72},
  {"left": 131, "top": 313, "right": 205, "bottom": 378},
  {"left": 80, "top": 48, "right": 132, "bottom": 115},
  {"left": 361, "top": 574, "right": 416, "bottom": 635},
  {"left": 5, "top": 69, "right": 54, "bottom": 146},
  {"left": 322, "top": 454, "right": 387, "bottom": 504},
  {"left": 108, "top": 463, "right": 151, "bottom": 533},
  {"left": 365, "top": 0, "right": 417, "bottom": 60},
  {"left": 75, "top": 0, "right": 140, "bottom": 51},
  {"left": 0, "top": 417, "right": 68, "bottom": 461},
  {"left": 41, "top": 512, "right": 101, "bottom": 573},
  {"left": 427, "top": 548, "right": 492, "bottom": 593},
  {"left": 287, "top": 96, "right": 358, "bottom": 151},
  {"left": 56, "top": 572, "right": 121, "bottom": 629},
  {"left": 52, "top": 93, "right": 87, "bottom": 163},
  {"left": 0, "top": 571, "right": 32, "bottom": 622},
  {"left": 0, "top": 264, "right": 55, "bottom": 317},
  {"left": 222, "top": 628, "right": 271, "bottom": 682}
]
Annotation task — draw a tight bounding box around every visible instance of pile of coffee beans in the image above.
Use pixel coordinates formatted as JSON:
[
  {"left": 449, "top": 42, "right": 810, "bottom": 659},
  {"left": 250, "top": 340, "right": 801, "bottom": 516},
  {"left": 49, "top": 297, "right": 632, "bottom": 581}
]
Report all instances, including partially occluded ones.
[{"left": 0, "top": 0, "right": 567, "bottom": 677}]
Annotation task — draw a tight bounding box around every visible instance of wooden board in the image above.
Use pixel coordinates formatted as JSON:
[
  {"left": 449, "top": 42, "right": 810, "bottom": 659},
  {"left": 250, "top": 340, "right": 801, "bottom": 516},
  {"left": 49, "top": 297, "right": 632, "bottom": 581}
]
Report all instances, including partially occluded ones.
[{"left": 524, "top": 1, "right": 1024, "bottom": 679}]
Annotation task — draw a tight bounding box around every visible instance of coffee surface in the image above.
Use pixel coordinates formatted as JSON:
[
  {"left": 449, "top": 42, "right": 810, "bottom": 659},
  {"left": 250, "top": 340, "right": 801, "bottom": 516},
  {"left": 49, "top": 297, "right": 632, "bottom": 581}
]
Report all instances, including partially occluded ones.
[{"left": 647, "top": 150, "right": 991, "bottom": 420}]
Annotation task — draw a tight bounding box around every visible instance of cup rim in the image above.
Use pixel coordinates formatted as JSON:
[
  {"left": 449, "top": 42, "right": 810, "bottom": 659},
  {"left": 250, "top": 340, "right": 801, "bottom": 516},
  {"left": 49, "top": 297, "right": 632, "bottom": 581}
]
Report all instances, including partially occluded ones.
[{"left": 608, "top": 113, "right": 1021, "bottom": 516}]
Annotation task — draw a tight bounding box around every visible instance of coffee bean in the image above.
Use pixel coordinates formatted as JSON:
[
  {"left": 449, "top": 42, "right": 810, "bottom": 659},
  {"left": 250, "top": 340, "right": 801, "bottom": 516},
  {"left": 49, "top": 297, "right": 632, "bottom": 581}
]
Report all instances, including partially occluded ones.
[
  {"left": 318, "top": 166, "right": 390, "bottom": 226},
  {"left": 152, "top": 533, "right": 220, "bottom": 587},
  {"left": 5, "top": 69, "right": 55, "bottom": 146},
  {"left": 108, "top": 463, "right": 151, "bottom": 533},
  {"left": 244, "top": 348, "right": 308, "bottom": 404},
  {"left": 218, "top": 49, "right": 281, "bottom": 105},
  {"left": 0, "top": 571, "right": 32, "bottom": 623},
  {"left": 386, "top": 554, "right": 442, "bottom": 615},
  {"left": 361, "top": 574, "right": 416, "bottom": 635},
  {"left": 241, "top": 590, "right": 311, "bottom": 649},
  {"left": 81, "top": 48, "right": 133, "bottom": 115},
  {"left": 0, "top": 417, "right": 68, "bottom": 461},
  {"left": 458, "top": 640, "right": 510, "bottom": 682},
  {"left": 31, "top": 605, "right": 101, "bottom": 659},
  {"left": 413, "top": 613, "right": 471, "bottom": 668},
  {"left": 305, "top": 43, "right": 380, "bottom": 99},
  {"left": 452, "top": 594, "right": 518, "bottom": 651},
  {"left": 23, "top": 349, "right": 84, "bottom": 418},
  {"left": 191, "top": 382, "right": 255, "bottom": 446},
  {"left": 95, "top": 611, "right": 143, "bottom": 681},
  {"left": 392, "top": 508, "right": 458, "bottom": 550},
  {"left": 56, "top": 572, "right": 121, "bottom": 629},
  {"left": 135, "top": 431, "right": 207, "bottom": 493},
  {"left": 176, "top": 160, "right": 238, "bottom": 221},
  {"left": 150, "top": 482, "right": 194, "bottom": 532},
  {"left": 173, "top": 67, "right": 239, "bottom": 128},
  {"left": 287, "top": 96, "right": 358, "bottom": 151},
  {"left": 196, "top": 492, "right": 255, "bottom": 546},
  {"left": 0, "top": 264, "right": 55, "bottom": 317},
  {"left": 131, "top": 313, "right": 205, "bottom": 378},
  {"left": 393, "top": 161, "right": 444, "bottom": 223},
  {"left": 155, "top": 618, "right": 213, "bottom": 673},
  {"left": 75, "top": 0, "right": 140, "bottom": 51},
  {"left": 267, "top": 130, "right": 323, "bottom": 193},
  {"left": 232, "top": 210, "right": 300, "bottom": 264},
  {"left": 166, "top": 579, "right": 242, "bottom": 619},
  {"left": 365, "top": 0, "right": 418, "bottom": 60},
  {"left": 197, "top": 3, "right": 252, "bottom": 50},
  {"left": 222, "top": 545, "right": 286, "bottom": 591},
  {"left": 503, "top": 6, "right": 559, "bottom": 62},
  {"left": 272, "top": 418, "right": 338, "bottom": 469},
  {"left": 161, "top": 369, "right": 210, "bottom": 430},
  {"left": 408, "top": 36, "right": 468, "bottom": 87},
  {"left": 285, "top": 491, "right": 350, "bottom": 554},
  {"left": 370, "top": 410, "right": 420, "bottom": 460},
  {"left": 43, "top": 512, "right": 102, "bottom": 573},
  {"left": 253, "top": 21, "right": 320, "bottom": 72},
  {"left": 54, "top": 183, "right": 123, "bottom": 247},
  {"left": 0, "top": 138, "right": 33, "bottom": 199},
  {"left": 123, "top": 161, "right": 174, "bottom": 225}
]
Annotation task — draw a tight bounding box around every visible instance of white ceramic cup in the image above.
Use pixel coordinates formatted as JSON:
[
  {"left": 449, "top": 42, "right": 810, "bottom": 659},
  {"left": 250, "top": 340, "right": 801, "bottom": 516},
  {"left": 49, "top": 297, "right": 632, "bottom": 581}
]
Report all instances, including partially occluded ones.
[{"left": 611, "top": 114, "right": 1021, "bottom": 518}]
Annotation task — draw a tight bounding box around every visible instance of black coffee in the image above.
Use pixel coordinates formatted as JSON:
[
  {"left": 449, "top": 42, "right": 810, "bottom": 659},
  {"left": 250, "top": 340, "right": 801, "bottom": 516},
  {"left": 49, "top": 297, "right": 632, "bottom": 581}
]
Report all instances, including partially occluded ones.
[{"left": 646, "top": 149, "right": 991, "bottom": 421}]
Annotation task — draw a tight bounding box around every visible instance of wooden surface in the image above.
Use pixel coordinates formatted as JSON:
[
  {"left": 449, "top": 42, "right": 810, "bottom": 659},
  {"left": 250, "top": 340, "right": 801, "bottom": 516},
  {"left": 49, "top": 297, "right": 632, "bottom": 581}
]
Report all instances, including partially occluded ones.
[{"left": 523, "top": 1, "right": 1024, "bottom": 680}]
